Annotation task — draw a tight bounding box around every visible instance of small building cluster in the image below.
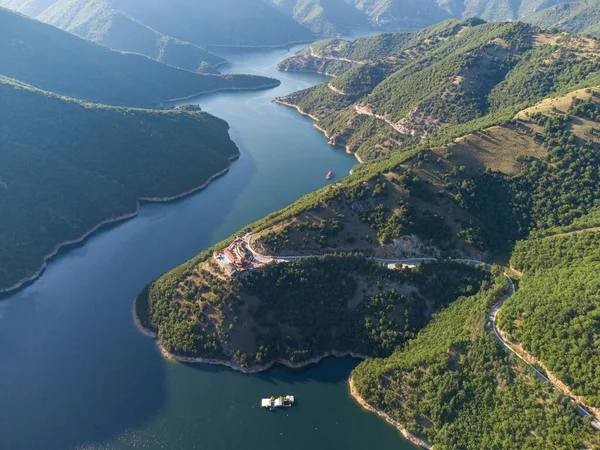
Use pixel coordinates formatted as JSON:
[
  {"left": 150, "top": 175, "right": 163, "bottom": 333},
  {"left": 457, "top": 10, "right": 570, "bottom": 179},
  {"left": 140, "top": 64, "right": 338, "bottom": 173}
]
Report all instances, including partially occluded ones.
[
  {"left": 261, "top": 395, "right": 295, "bottom": 410},
  {"left": 213, "top": 237, "right": 258, "bottom": 276}
]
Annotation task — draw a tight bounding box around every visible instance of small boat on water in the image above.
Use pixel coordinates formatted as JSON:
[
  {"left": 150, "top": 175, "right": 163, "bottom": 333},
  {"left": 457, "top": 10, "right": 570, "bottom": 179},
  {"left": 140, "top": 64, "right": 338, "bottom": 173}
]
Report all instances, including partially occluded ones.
[
  {"left": 326, "top": 171, "right": 335, "bottom": 180},
  {"left": 261, "top": 395, "right": 295, "bottom": 410}
]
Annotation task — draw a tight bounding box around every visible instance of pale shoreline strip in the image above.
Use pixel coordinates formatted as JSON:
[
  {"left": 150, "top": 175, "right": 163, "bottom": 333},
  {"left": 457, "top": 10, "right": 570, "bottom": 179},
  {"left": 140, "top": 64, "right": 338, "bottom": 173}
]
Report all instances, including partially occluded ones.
[
  {"left": 164, "top": 82, "right": 280, "bottom": 103},
  {"left": 272, "top": 98, "right": 364, "bottom": 164},
  {"left": 204, "top": 39, "right": 314, "bottom": 50},
  {"left": 1, "top": 154, "right": 240, "bottom": 295},
  {"left": 348, "top": 377, "right": 434, "bottom": 450},
  {"left": 132, "top": 303, "right": 368, "bottom": 373}
]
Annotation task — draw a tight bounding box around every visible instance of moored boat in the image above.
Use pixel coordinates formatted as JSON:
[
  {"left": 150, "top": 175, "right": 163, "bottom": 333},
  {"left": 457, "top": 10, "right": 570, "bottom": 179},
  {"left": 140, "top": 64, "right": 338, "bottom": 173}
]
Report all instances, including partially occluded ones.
[
  {"left": 326, "top": 171, "right": 334, "bottom": 180},
  {"left": 261, "top": 395, "right": 295, "bottom": 409}
]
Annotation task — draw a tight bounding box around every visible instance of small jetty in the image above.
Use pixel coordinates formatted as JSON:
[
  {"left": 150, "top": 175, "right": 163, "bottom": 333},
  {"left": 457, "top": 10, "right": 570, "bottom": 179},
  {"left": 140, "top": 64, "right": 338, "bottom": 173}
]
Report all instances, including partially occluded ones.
[
  {"left": 326, "top": 171, "right": 335, "bottom": 180},
  {"left": 261, "top": 395, "right": 295, "bottom": 410}
]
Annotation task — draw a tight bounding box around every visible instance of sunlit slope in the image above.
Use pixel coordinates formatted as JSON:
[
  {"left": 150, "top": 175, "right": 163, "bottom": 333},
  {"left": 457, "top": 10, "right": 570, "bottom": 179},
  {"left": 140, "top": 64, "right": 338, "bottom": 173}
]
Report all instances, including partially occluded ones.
[{"left": 278, "top": 19, "right": 600, "bottom": 161}]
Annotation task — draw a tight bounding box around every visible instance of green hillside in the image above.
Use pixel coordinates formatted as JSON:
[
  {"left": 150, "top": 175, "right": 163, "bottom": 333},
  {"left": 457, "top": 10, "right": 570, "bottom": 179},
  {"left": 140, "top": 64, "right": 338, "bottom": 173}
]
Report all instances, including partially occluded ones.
[
  {"left": 0, "top": 7, "right": 279, "bottom": 107},
  {"left": 277, "top": 19, "right": 600, "bottom": 161},
  {"left": 138, "top": 82, "right": 600, "bottom": 363},
  {"left": 526, "top": 0, "right": 600, "bottom": 36},
  {"left": 38, "top": 0, "right": 227, "bottom": 73},
  {"left": 498, "top": 229, "right": 600, "bottom": 408},
  {"left": 0, "top": 76, "right": 241, "bottom": 291},
  {"left": 352, "top": 270, "right": 599, "bottom": 448}
]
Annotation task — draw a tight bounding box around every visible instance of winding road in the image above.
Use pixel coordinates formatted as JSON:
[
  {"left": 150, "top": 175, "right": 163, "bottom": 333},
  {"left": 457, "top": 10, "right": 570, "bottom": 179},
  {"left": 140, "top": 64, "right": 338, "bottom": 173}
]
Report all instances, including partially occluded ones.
[{"left": 243, "top": 233, "right": 600, "bottom": 430}]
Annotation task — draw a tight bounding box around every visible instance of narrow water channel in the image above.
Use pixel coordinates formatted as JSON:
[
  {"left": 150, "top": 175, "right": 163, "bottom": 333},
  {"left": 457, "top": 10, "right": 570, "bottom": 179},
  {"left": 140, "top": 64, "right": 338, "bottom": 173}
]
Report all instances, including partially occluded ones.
[{"left": 0, "top": 42, "right": 418, "bottom": 450}]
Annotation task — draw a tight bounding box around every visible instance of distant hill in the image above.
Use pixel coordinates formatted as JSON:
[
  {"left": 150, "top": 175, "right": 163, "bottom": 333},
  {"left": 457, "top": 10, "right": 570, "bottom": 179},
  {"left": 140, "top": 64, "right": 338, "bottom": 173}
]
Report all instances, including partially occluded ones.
[
  {"left": 0, "top": 76, "right": 242, "bottom": 292},
  {"left": 0, "top": 7, "right": 279, "bottom": 107},
  {"left": 348, "top": 0, "right": 452, "bottom": 29},
  {"left": 88, "top": 0, "right": 315, "bottom": 47},
  {"left": 37, "top": 0, "right": 227, "bottom": 73},
  {"left": 269, "top": 0, "right": 370, "bottom": 36},
  {"left": 4, "top": 0, "right": 599, "bottom": 42},
  {"left": 526, "top": 0, "right": 600, "bottom": 36}
]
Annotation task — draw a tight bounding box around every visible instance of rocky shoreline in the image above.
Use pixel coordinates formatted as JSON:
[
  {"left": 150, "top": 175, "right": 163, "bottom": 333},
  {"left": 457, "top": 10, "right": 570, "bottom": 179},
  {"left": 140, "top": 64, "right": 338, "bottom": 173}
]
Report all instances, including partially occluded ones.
[
  {"left": 133, "top": 294, "right": 434, "bottom": 448},
  {"left": 348, "top": 377, "right": 434, "bottom": 450},
  {"left": 132, "top": 300, "right": 369, "bottom": 373},
  {"left": 1, "top": 154, "right": 239, "bottom": 295},
  {"left": 272, "top": 98, "right": 363, "bottom": 164},
  {"left": 162, "top": 347, "right": 368, "bottom": 373}
]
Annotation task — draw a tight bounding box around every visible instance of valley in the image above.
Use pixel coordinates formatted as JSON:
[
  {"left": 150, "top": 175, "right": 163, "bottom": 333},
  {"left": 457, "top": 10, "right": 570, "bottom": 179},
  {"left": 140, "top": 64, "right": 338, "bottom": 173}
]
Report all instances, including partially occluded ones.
[
  {"left": 2, "top": 1, "right": 600, "bottom": 449},
  {"left": 139, "top": 21, "right": 600, "bottom": 449}
]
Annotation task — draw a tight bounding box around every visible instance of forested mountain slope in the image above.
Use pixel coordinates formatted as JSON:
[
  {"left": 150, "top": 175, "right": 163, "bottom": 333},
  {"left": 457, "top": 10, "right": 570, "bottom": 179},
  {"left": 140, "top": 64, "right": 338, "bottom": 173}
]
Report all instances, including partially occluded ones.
[
  {"left": 348, "top": 0, "right": 452, "bottom": 29},
  {"left": 0, "top": 76, "right": 241, "bottom": 292},
  {"left": 526, "top": 0, "right": 600, "bottom": 36},
  {"left": 498, "top": 228, "right": 600, "bottom": 410},
  {"left": 277, "top": 19, "right": 600, "bottom": 161},
  {"left": 138, "top": 84, "right": 600, "bottom": 363},
  {"left": 0, "top": 7, "right": 279, "bottom": 107},
  {"left": 38, "top": 0, "right": 227, "bottom": 73},
  {"left": 352, "top": 270, "right": 599, "bottom": 448},
  {"left": 137, "top": 24, "right": 600, "bottom": 445}
]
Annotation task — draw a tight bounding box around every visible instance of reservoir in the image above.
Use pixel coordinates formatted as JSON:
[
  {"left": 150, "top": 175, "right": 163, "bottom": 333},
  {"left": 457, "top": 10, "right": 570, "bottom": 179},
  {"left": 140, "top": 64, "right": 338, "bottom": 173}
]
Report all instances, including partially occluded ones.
[{"left": 0, "top": 42, "right": 418, "bottom": 450}]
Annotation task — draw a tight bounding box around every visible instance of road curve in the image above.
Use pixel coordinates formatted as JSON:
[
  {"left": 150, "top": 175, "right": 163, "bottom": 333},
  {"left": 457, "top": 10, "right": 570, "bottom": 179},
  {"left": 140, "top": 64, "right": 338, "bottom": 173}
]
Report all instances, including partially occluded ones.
[
  {"left": 244, "top": 233, "right": 600, "bottom": 430},
  {"left": 488, "top": 276, "right": 600, "bottom": 430}
]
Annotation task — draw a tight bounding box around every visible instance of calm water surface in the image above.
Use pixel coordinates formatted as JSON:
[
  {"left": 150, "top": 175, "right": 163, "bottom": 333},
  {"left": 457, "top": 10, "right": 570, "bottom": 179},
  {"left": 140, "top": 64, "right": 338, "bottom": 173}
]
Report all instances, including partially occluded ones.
[{"left": 0, "top": 42, "right": 418, "bottom": 450}]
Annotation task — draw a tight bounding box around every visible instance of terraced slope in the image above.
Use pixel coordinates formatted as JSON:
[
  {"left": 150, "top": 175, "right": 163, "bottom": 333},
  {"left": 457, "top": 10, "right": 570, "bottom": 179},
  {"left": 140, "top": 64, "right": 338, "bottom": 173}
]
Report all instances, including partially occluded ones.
[{"left": 277, "top": 19, "right": 600, "bottom": 161}]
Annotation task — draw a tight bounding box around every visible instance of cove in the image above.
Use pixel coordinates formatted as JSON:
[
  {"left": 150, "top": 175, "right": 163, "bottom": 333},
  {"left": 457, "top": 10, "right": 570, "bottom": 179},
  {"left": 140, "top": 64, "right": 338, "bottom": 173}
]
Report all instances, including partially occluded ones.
[{"left": 0, "top": 43, "right": 418, "bottom": 450}]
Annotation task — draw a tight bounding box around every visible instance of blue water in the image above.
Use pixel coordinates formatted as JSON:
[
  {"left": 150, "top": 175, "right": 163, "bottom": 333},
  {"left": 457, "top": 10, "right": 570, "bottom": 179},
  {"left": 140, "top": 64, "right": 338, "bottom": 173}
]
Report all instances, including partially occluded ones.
[{"left": 0, "top": 43, "right": 418, "bottom": 450}]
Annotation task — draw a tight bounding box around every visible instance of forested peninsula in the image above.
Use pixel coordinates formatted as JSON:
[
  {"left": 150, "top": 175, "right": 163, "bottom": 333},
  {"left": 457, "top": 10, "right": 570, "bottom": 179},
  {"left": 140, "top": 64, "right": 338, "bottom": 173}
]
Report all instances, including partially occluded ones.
[
  {"left": 138, "top": 19, "right": 600, "bottom": 449},
  {"left": 0, "top": 77, "right": 245, "bottom": 293}
]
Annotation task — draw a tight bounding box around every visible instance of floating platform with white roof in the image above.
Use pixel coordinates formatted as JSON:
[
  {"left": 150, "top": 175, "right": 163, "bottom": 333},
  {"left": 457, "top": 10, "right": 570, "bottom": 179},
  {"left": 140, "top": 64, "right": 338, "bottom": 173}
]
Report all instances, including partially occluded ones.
[{"left": 261, "top": 395, "right": 295, "bottom": 409}]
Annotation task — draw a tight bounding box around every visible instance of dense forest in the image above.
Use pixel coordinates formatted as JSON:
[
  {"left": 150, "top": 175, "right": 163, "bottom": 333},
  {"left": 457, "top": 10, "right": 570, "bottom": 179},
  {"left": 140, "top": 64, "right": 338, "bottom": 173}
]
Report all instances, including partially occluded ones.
[
  {"left": 498, "top": 231, "right": 600, "bottom": 408},
  {"left": 0, "top": 7, "right": 279, "bottom": 107},
  {"left": 0, "top": 77, "right": 240, "bottom": 291},
  {"left": 352, "top": 270, "right": 600, "bottom": 449},
  {"left": 140, "top": 253, "right": 489, "bottom": 367}
]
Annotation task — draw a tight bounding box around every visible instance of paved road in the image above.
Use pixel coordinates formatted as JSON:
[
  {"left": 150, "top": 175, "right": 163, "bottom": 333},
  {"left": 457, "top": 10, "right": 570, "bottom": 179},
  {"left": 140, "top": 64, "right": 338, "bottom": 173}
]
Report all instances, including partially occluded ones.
[
  {"left": 244, "top": 233, "right": 600, "bottom": 430},
  {"left": 488, "top": 276, "right": 600, "bottom": 430}
]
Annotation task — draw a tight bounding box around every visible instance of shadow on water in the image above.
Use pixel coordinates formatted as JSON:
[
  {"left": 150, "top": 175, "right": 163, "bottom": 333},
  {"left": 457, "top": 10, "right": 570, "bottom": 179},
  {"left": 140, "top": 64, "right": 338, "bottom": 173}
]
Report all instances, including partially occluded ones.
[
  {"left": 0, "top": 134, "right": 257, "bottom": 449},
  {"left": 187, "top": 356, "right": 360, "bottom": 386}
]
